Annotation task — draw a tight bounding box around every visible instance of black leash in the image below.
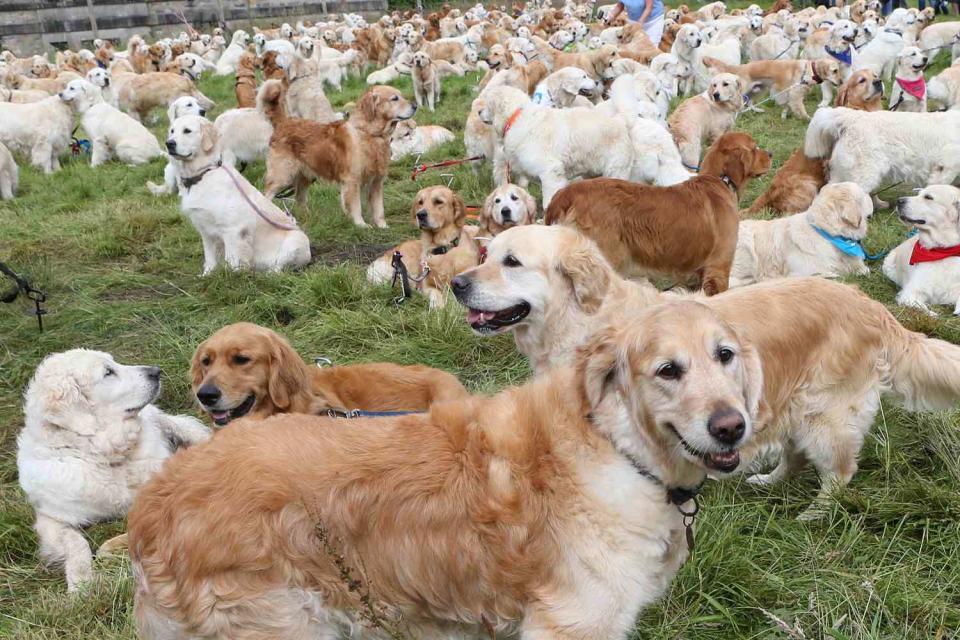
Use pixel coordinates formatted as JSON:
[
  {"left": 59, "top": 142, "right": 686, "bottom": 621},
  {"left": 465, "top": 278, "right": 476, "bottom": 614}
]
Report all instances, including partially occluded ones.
[
  {"left": 391, "top": 250, "right": 413, "bottom": 304},
  {"left": 0, "top": 261, "right": 47, "bottom": 331}
]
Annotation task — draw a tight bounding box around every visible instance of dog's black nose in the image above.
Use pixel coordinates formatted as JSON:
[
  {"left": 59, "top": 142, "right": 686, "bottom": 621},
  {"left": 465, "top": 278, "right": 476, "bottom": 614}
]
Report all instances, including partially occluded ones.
[
  {"left": 144, "top": 366, "right": 161, "bottom": 381},
  {"left": 450, "top": 275, "right": 471, "bottom": 296},
  {"left": 416, "top": 210, "right": 428, "bottom": 221},
  {"left": 707, "top": 407, "right": 746, "bottom": 445},
  {"left": 500, "top": 206, "right": 512, "bottom": 220},
  {"left": 199, "top": 108, "right": 206, "bottom": 116},
  {"left": 196, "top": 384, "right": 222, "bottom": 407},
  {"left": 712, "top": 92, "right": 721, "bottom": 101},
  {"left": 165, "top": 140, "right": 176, "bottom": 152},
  {"left": 873, "top": 79, "right": 882, "bottom": 88}
]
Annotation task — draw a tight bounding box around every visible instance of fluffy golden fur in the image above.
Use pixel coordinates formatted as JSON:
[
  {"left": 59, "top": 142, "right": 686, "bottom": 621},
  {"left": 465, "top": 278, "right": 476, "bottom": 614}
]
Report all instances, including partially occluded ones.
[
  {"left": 235, "top": 52, "right": 258, "bottom": 109},
  {"left": 112, "top": 71, "right": 214, "bottom": 122},
  {"left": 835, "top": 68, "right": 884, "bottom": 111},
  {"left": 190, "top": 322, "right": 467, "bottom": 428},
  {"left": 545, "top": 132, "right": 771, "bottom": 294},
  {"left": 479, "top": 182, "right": 538, "bottom": 237},
  {"left": 130, "top": 300, "right": 760, "bottom": 639},
  {"left": 667, "top": 73, "right": 745, "bottom": 169},
  {"left": 744, "top": 148, "right": 827, "bottom": 216},
  {"left": 263, "top": 85, "right": 416, "bottom": 227}
]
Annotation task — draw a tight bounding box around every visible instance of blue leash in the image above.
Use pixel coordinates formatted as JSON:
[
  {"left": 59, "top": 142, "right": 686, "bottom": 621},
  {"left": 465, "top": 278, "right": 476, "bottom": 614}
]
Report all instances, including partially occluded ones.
[{"left": 810, "top": 224, "right": 889, "bottom": 261}]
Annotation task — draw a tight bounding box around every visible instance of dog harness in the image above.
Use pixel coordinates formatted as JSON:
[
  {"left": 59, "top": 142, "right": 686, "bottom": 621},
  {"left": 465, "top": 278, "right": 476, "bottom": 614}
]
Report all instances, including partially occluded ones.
[{"left": 909, "top": 241, "right": 960, "bottom": 265}]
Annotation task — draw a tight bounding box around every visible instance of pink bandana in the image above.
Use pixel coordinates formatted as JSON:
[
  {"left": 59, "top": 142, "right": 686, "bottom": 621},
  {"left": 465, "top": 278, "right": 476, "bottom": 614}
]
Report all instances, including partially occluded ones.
[{"left": 896, "top": 76, "right": 926, "bottom": 101}]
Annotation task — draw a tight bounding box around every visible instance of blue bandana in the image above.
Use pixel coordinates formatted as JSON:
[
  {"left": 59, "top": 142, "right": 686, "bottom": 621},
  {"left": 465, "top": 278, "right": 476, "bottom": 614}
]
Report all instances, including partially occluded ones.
[
  {"left": 826, "top": 46, "right": 852, "bottom": 66},
  {"left": 811, "top": 224, "right": 885, "bottom": 260}
]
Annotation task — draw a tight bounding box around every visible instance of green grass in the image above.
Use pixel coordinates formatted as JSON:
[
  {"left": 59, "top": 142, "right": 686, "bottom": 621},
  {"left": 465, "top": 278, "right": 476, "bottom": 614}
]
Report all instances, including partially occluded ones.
[{"left": 3, "top": 36, "right": 960, "bottom": 639}]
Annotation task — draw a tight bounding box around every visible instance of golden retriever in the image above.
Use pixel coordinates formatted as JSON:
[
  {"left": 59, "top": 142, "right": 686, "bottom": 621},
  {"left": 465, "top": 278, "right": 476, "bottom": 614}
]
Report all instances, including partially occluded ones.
[
  {"left": 263, "top": 85, "right": 416, "bottom": 227},
  {"left": 235, "top": 51, "right": 258, "bottom": 109},
  {"left": 545, "top": 132, "right": 771, "bottom": 294},
  {"left": 451, "top": 224, "right": 960, "bottom": 517},
  {"left": 190, "top": 322, "right": 467, "bottom": 427},
  {"left": 112, "top": 70, "right": 214, "bottom": 122},
  {"left": 131, "top": 299, "right": 761, "bottom": 638},
  {"left": 479, "top": 182, "right": 538, "bottom": 236},
  {"left": 835, "top": 68, "right": 884, "bottom": 111},
  {"left": 667, "top": 72, "right": 745, "bottom": 170},
  {"left": 744, "top": 148, "right": 827, "bottom": 216}
]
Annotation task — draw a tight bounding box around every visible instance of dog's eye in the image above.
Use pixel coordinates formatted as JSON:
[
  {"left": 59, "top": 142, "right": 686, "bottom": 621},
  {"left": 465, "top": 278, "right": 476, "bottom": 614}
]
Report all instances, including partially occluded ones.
[
  {"left": 184, "top": 128, "right": 192, "bottom": 134},
  {"left": 201, "top": 355, "right": 211, "bottom": 367},
  {"left": 717, "top": 347, "right": 735, "bottom": 364},
  {"left": 495, "top": 197, "right": 501, "bottom": 203},
  {"left": 656, "top": 362, "right": 683, "bottom": 380},
  {"left": 503, "top": 254, "right": 522, "bottom": 267},
  {"left": 392, "top": 95, "right": 399, "bottom": 101},
  {"left": 233, "top": 354, "right": 251, "bottom": 365},
  {"left": 924, "top": 194, "right": 933, "bottom": 200},
  {"left": 510, "top": 194, "right": 519, "bottom": 201},
  {"left": 104, "top": 367, "right": 116, "bottom": 377},
  {"left": 434, "top": 198, "right": 443, "bottom": 205}
]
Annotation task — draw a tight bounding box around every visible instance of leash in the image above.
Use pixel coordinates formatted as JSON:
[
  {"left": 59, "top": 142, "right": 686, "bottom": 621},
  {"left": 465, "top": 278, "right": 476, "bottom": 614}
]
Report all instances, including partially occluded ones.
[
  {"left": 0, "top": 261, "right": 47, "bottom": 331},
  {"left": 222, "top": 165, "right": 301, "bottom": 230},
  {"left": 390, "top": 250, "right": 430, "bottom": 304},
  {"left": 772, "top": 38, "right": 799, "bottom": 60},
  {"left": 410, "top": 155, "right": 483, "bottom": 181},
  {"left": 70, "top": 124, "right": 91, "bottom": 156},
  {"left": 324, "top": 408, "right": 424, "bottom": 418},
  {"left": 736, "top": 80, "right": 804, "bottom": 115}
]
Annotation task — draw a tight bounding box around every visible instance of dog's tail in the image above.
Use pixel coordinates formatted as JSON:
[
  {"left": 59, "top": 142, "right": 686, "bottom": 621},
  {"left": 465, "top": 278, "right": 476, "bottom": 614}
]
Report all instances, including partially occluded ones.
[
  {"left": 883, "top": 315, "right": 960, "bottom": 412},
  {"left": 701, "top": 55, "right": 736, "bottom": 73},
  {"left": 543, "top": 185, "right": 577, "bottom": 226},
  {"left": 803, "top": 107, "right": 852, "bottom": 159},
  {"left": 257, "top": 78, "right": 286, "bottom": 126}
]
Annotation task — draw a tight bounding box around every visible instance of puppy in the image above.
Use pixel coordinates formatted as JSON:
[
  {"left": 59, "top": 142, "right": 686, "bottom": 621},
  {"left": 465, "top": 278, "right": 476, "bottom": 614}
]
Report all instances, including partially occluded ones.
[
  {"left": 235, "top": 51, "right": 258, "bottom": 108},
  {"left": 805, "top": 107, "right": 960, "bottom": 209},
  {"left": 58, "top": 79, "right": 164, "bottom": 166},
  {"left": 0, "top": 140, "right": 18, "bottom": 199},
  {"left": 479, "top": 182, "right": 538, "bottom": 236},
  {"left": 190, "top": 322, "right": 467, "bottom": 427},
  {"left": 744, "top": 148, "right": 827, "bottom": 216},
  {"left": 389, "top": 118, "right": 455, "bottom": 160},
  {"left": 836, "top": 68, "right": 884, "bottom": 110},
  {"left": 411, "top": 50, "right": 441, "bottom": 111},
  {"left": 165, "top": 115, "right": 311, "bottom": 274},
  {"left": 730, "top": 182, "right": 874, "bottom": 287},
  {"left": 667, "top": 73, "right": 744, "bottom": 170},
  {"left": 17, "top": 349, "right": 209, "bottom": 592},
  {"left": 264, "top": 85, "right": 417, "bottom": 227},
  {"left": 889, "top": 46, "right": 928, "bottom": 112},
  {"left": 883, "top": 185, "right": 960, "bottom": 316},
  {"left": 130, "top": 300, "right": 760, "bottom": 639},
  {"left": 546, "top": 132, "right": 771, "bottom": 294}
]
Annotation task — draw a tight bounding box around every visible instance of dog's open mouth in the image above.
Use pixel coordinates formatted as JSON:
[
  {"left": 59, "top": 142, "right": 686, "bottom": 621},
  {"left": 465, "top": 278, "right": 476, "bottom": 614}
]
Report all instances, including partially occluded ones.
[
  {"left": 668, "top": 423, "right": 741, "bottom": 472},
  {"left": 207, "top": 394, "right": 255, "bottom": 427},
  {"left": 899, "top": 214, "right": 925, "bottom": 225},
  {"left": 466, "top": 302, "right": 531, "bottom": 333},
  {"left": 579, "top": 87, "right": 594, "bottom": 96}
]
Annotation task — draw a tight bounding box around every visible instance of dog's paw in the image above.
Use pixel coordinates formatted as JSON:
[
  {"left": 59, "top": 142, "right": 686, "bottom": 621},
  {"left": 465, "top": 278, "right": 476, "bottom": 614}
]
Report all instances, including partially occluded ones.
[
  {"left": 747, "top": 473, "right": 774, "bottom": 486},
  {"left": 796, "top": 505, "right": 827, "bottom": 522}
]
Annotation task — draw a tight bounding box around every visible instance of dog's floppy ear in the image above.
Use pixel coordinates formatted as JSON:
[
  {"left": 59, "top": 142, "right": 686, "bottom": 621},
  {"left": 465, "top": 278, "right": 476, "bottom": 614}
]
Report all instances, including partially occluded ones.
[
  {"left": 557, "top": 236, "right": 611, "bottom": 314},
  {"left": 577, "top": 325, "right": 623, "bottom": 414},
  {"left": 835, "top": 78, "right": 851, "bottom": 107},
  {"left": 200, "top": 120, "right": 218, "bottom": 153},
  {"left": 520, "top": 187, "right": 538, "bottom": 224},
  {"left": 39, "top": 373, "right": 98, "bottom": 435},
  {"left": 359, "top": 88, "right": 382, "bottom": 122},
  {"left": 480, "top": 189, "right": 497, "bottom": 229},
  {"left": 734, "top": 330, "right": 764, "bottom": 421},
  {"left": 451, "top": 191, "right": 466, "bottom": 227},
  {"left": 189, "top": 343, "right": 207, "bottom": 389},
  {"left": 267, "top": 333, "right": 308, "bottom": 411}
]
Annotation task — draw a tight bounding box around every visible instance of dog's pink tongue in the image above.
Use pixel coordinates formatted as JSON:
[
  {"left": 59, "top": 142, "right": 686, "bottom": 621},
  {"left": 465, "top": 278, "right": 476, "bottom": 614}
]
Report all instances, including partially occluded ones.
[
  {"left": 467, "top": 309, "right": 497, "bottom": 325},
  {"left": 211, "top": 410, "right": 229, "bottom": 421}
]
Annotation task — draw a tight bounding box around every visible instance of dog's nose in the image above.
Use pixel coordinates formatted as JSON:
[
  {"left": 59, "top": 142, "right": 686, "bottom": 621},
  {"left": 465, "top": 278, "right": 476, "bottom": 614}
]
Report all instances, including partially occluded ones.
[
  {"left": 712, "top": 91, "right": 721, "bottom": 101},
  {"left": 199, "top": 108, "right": 206, "bottom": 116},
  {"left": 165, "top": 140, "right": 177, "bottom": 152},
  {"left": 500, "top": 206, "right": 512, "bottom": 219},
  {"left": 144, "top": 366, "right": 161, "bottom": 381},
  {"left": 707, "top": 407, "right": 746, "bottom": 445},
  {"left": 450, "top": 275, "right": 471, "bottom": 296},
  {"left": 873, "top": 79, "right": 883, "bottom": 88},
  {"left": 766, "top": 149, "right": 773, "bottom": 158},
  {"left": 196, "top": 384, "right": 222, "bottom": 407}
]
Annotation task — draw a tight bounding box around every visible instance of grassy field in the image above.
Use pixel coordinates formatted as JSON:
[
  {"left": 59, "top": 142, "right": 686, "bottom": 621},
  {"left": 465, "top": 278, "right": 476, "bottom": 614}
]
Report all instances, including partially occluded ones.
[{"left": 3, "top": 29, "right": 960, "bottom": 639}]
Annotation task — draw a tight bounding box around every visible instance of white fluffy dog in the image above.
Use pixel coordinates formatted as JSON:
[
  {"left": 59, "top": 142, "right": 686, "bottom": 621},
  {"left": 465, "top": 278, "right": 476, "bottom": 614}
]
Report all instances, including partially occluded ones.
[
  {"left": 215, "top": 30, "right": 250, "bottom": 75},
  {"left": 212, "top": 79, "right": 277, "bottom": 168},
  {"left": 58, "top": 79, "right": 163, "bottom": 166},
  {"left": 146, "top": 95, "right": 207, "bottom": 196},
  {"left": 532, "top": 67, "right": 598, "bottom": 108},
  {"left": 730, "top": 182, "right": 874, "bottom": 287},
  {"left": 851, "top": 27, "right": 905, "bottom": 79},
  {"left": 365, "top": 51, "right": 413, "bottom": 84},
  {"left": 85, "top": 66, "right": 117, "bottom": 107},
  {"left": 480, "top": 85, "right": 689, "bottom": 207},
  {"left": 883, "top": 185, "right": 960, "bottom": 316},
  {"left": 166, "top": 115, "right": 311, "bottom": 274},
  {"left": 17, "top": 349, "right": 210, "bottom": 592},
  {"left": 0, "top": 93, "right": 72, "bottom": 173},
  {"left": 928, "top": 65, "right": 960, "bottom": 111},
  {"left": 390, "top": 118, "right": 455, "bottom": 160},
  {"left": 888, "top": 46, "right": 928, "bottom": 112},
  {"left": 805, "top": 107, "right": 960, "bottom": 208},
  {"left": 0, "top": 140, "right": 18, "bottom": 199}
]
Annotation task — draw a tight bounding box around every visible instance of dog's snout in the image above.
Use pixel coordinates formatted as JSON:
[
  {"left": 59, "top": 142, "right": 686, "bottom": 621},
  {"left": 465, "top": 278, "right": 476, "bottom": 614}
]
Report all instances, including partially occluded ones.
[
  {"left": 500, "top": 206, "right": 512, "bottom": 219},
  {"left": 450, "top": 275, "right": 471, "bottom": 297},
  {"left": 165, "top": 139, "right": 177, "bottom": 152},
  {"left": 415, "top": 209, "right": 428, "bottom": 220},
  {"left": 199, "top": 108, "right": 206, "bottom": 116},
  {"left": 707, "top": 407, "right": 746, "bottom": 445},
  {"left": 196, "top": 384, "right": 222, "bottom": 407},
  {"left": 143, "top": 366, "right": 161, "bottom": 381},
  {"left": 872, "top": 79, "right": 882, "bottom": 89},
  {"left": 712, "top": 91, "right": 721, "bottom": 101}
]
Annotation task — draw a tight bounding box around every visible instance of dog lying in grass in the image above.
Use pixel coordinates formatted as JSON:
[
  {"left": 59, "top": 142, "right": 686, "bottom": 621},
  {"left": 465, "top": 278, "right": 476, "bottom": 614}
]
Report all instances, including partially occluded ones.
[
  {"left": 190, "top": 322, "right": 467, "bottom": 427},
  {"left": 131, "top": 299, "right": 759, "bottom": 638}
]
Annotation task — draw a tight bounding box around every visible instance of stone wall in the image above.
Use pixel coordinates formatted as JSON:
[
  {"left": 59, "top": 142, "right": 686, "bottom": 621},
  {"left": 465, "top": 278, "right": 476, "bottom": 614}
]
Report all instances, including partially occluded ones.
[{"left": 0, "top": 0, "right": 387, "bottom": 56}]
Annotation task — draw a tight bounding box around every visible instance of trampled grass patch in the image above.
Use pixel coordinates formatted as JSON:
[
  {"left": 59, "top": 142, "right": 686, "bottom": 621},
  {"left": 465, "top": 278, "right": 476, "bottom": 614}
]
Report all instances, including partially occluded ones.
[{"left": 2, "top": 30, "right": 960, "bottom": 639}]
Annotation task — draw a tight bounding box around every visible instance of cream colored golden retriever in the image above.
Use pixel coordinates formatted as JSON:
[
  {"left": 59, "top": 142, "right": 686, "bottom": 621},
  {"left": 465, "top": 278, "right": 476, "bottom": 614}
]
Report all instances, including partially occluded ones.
[
  {"left": 452, "top": 225, "right": 960, "bottom": 518},
  {"left": 667, "top": 72, "right": 744, "bottom": 170},
  {"left": 130, "top": 298, "right": 760, "bottom": 638}
]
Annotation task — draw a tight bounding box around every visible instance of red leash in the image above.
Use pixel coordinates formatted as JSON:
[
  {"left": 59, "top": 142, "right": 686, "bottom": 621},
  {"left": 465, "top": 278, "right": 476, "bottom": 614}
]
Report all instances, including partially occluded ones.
[{"left": 410, "top": 155, "right": 483, "bottom": 181}]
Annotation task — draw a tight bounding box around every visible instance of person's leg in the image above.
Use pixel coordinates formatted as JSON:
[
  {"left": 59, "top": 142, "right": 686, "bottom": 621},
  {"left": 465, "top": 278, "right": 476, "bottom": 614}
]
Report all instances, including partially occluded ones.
[{"left": 643, "top": 13, "right": 664, "bottom": 46}]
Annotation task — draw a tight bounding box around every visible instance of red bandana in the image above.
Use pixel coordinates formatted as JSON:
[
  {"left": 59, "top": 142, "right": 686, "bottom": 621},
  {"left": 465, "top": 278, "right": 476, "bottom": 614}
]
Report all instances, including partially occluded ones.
[
  {"left": 909, "top": 241, "right": 960, "bottom": 265},
  {"left": 896, "top": 76, "right": 926, "bottom": 101}
]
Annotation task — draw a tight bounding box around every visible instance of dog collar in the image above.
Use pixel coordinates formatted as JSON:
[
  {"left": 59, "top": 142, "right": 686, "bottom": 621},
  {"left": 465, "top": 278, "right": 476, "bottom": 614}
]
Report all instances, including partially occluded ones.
[
  {"left": 895, "top": 76, "right": 926, "bottom": 100},
  {"left": 502, "top": 107, "right": 523, "bottom": 137},
  {"left": 429, "top": 236, "right": 460, "bottom": 255},
  {"left": 909, "top": 241, "right": 960, "bottom": 265},
  {"left": 807, "top": 61, "right": 823, "bottom": 85},
  {"left": 826, "top": 46, "right": 852, "bottom": 66},
  {"left": 720, "top": 174, "right": 736, "bottom": 191},
  {"left": 179, "top": 159, "right": 222, "bottom": 190}
]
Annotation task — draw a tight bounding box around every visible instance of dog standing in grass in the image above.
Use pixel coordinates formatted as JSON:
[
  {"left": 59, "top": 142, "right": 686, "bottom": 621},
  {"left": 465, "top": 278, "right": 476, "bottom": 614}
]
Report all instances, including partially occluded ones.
[{"left": 412, "top": 50, "right": 441, "bottom": 111}]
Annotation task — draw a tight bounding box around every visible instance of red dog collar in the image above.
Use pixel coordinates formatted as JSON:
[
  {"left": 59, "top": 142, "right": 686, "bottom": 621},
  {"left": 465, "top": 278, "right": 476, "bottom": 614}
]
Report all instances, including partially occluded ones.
[{"left": 502, "top": 107, "right": 523, "bottom": 137}]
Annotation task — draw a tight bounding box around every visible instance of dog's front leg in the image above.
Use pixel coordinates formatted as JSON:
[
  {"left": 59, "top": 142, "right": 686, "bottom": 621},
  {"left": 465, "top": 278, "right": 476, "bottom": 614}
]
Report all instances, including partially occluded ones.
[
  {"left": 539, "top": 169, "right": 568, "bottom": 209},
  {"left": 34, "top": 514, "right": 93, "bottom": 592},
  {"left": 90, "top": 137, "right": 111, "bottom": 167},
  {"left": 818, "top": 80, "right": 834, "bottom": 108},
  {"left": 199, "top": 234, "right": 220, "bottom": 275},
  {"left": 341, "top": 179, "right": 368, "bottom": 227},
  {"left": 367, "top": 176, "right": 387, "bottom": 228}
]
